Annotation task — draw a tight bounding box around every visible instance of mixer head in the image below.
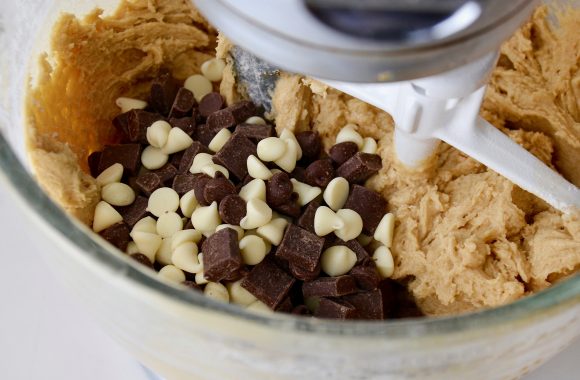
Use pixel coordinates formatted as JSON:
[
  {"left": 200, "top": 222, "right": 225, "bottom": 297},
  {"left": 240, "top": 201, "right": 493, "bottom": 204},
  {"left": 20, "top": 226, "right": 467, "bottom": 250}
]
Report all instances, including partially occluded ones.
[{"left": 194, "top": 0, "right": 537, "bottom": 82}]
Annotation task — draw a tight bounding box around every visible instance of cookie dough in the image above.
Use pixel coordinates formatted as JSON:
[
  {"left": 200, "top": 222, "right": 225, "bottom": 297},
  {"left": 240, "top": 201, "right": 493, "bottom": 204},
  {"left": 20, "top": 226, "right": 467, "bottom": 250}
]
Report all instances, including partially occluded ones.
[{"left": 26, "top": 0, "right": 579, "bottom": 315}]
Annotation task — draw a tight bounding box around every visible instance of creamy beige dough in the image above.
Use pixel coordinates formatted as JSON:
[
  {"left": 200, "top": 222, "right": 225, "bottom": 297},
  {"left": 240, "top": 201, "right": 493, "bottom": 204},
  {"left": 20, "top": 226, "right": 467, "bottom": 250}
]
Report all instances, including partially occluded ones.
[{"left": 27, "top": 0, "right": 579, "bottom": 315}]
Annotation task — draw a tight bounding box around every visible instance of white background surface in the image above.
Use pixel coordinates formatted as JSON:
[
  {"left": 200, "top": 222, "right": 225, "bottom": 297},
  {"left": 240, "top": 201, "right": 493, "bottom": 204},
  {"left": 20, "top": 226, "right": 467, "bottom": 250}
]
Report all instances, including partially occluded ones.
[{"left": 0, "top": 187, "right": 578, "bottom": 380}]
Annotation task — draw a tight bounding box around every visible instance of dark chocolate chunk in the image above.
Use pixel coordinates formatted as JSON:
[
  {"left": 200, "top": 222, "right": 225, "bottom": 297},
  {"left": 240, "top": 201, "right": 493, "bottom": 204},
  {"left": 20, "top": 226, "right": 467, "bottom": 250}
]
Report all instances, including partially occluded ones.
[
  {"left": 116, "top": 196, "right": 148, "bottom": 228},
  {"left": 169, "top": 117, "right": 196, "bottom": 137},
  {"left": 276, "top": 224, "right": 324, "bottom": 273},
  {"left": 198, "top": 92, "right": 225, "bottom": 117},
  {"left": 169, "top": 87, "right": 195, "bottom": 119},
  {"left": 192, "top": 173, "right": 212, "bottom": 206},
  {"left": 295, "top": 131, "right": 321, "bottom": 161},
  {"left": 329, "top": 141, "right": 359, "bottom": 166},
  {"left": 126, "top": 110, "right": 165, "bottom": 144},
  {"left": 297, "top": 201, "right": 319, "bottom": 233},
  {"left": 203, "top": 174, "right": 236, "bottom": 204},
  {"left": 343, "top": 185, "right": 387, "bottom": 235},
  {"left": 153, "top": 164, "right": 178, "bottom": 183},
  {"left": 349, "top": 260, "right": 381, "bottom": 291},
  {"left": 99, "top": 222, "right": 130, "bottom": 251},
  {"left": 222, "top": 266, "right": 250, "bottom": 282},
  {"left": 213, "top": 134, "right": 257, "bottom": 180},
  {"left": 218, "top": 194, "right": 246, "bottom": 225},
  {"left": 314, "top": 297, "right": 356, "bottom": 319},
  {"left": 228, "top": 100, "right": 257, "bottom": 123},
  {"left": 234, "top": 123, "right": 275, "bottom": 142},
  {"left": 337, "top": 152, "right": 381, "bottom": 183},
  {"left": 169, "top": 151, "right": 185, "bottom": 168},
  {"left": 305, "top": 159, "right": 335, "bottom": 187},
  {"left": 273, "top": 198, "right": 301, "bottom": 219},
  {"left": 135, "top": 172, "right": 162, "bottom": 196},
  {"left": 266, "top": 172, "right": 293, "bottom": 207},
  {"left": 241, "top": 257, "right": 296, "bottom": 309},
  {"left": 178, "top": 141, "right": 211, "bottom": 174},
  {"left": 303, "top": 276, "right": 357, "bottom": 298},
  {"left": 202, "top": 228, "right": 243, "bottom": 282},
  {"left": 195, "top": 124, "right": 217, "bottom": 147},
  {"left": 172, "top": 173, "right": 196, "bottom": 195},
  {"left": 150, "top": 72, "right": 180, "bottom": 116},
  {"left": 88, "top": 151, "right": 102, "bottom": 177},
  {"left": 112, "top": 111, "right": 132, "bottom": 139},
  {"left": 98, "top": 144, "right": 141, "bottom": 176},
  {"left": 289, "top": 260, "right": 321, "bottom": 281},
  {"left": 275, "top": 297, "right": 294, "bottom": 313},
  {"left": 206, "top": 108, "right": 236, "bottom": 132},
  {"left": 342, "top": 289, "right": 388, "bottom": 320},
  {"left": 130, "top": 253, "right": 154, "bottom": 269}
]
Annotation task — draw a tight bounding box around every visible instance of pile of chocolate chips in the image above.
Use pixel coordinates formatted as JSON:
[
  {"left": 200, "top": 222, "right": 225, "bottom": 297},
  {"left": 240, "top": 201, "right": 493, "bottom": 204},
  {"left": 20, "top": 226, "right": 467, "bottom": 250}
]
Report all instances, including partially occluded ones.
[{"left": 88, "top": 72, "right": 422, "bottom": 320}]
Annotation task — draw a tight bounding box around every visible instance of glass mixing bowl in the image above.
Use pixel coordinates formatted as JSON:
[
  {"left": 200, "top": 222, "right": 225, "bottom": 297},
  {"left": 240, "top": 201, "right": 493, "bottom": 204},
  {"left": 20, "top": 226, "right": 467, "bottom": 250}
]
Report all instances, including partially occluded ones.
[{"left": 0, "top": 1, "right": 578, "bottom": 379}]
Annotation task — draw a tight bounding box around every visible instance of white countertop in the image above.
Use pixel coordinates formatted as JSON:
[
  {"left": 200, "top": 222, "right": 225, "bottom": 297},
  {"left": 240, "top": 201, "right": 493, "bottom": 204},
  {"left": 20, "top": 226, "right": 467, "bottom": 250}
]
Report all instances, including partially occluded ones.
[{"left": 0, "top": 187, "right": 578, "bottom": 380}]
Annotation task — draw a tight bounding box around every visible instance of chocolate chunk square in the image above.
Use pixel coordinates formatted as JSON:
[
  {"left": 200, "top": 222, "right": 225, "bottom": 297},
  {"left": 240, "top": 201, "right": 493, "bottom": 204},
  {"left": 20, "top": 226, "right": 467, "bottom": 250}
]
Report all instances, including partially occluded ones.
[
  {"left": 178, "top": 141, "right": 211, "bottom": 174},
  {"left": 289, "top": 260, "right": 320, "bottom": 281},
  {"left": 234, "top": 123, "right": 275, "bottom": 142},
  {"left": 314, "top": 297, "right": 356, "bottom": 319},
  {"left": 169, "top": 87, "right": 195, "bottom": 119},
  {"left": 297, "top": 201, "right": 320, "bottom": 233},
  {"left": 207, "top": 108, "right": 236, "bottom": 133},
  {"left": 213, "top": 134, "right": 257, "bottom": 180},
  {"left": 88, "top": 151, "right": 102, "bottom": 177},
  {"left": 342, "top": 288, "right": 391, "bottom": 320},
  {"left": 99, "top": 222, "right": 130, "bottom": 251},
  {"left": 219, "top": 194, "right": 246, "bottom": 225},
  {"left": 241, "top": 257, "right": 296, "bottom": 309},
  {"left": 98, "top": 144, "right": 141, "bottom": 176},
  {"left": 305, "top": 159, "right": 335, "bottom": 187},
  {"left": 116, "top": 196, "right": 149, "bottom": 228},
  {"left": 337, "top": 152, "right": 382, "bottom": 184},
  {"left": 349, "top": 260, "right": 381, "bottom": 291},
  {"left": 195, "top": 123, "right": 218, "bottom": 147},
  {"left": 302, "top": 276, "right": 357, "bottom": 298},
  {"left": 198, "top": 92, "right": 225, "bottom": 118},
  {"left": 202, "top": 228, "right": 243, "bottom": 282},
  {"left": 172, "top": 173, "right": 196, "bottom": 195},
  {"left": 204, "top": 174, "right": 236, "bottom": 204},
  {"left": 276, "top": 224, "right": 324, "bottom": 273},
  {"left": 112, "top": 111, "right": 132, "bottom": 140},
  {"left": 169, "top": 117, "right": 197, "bottom": 137},
  {"left": 126, "top": 110, "right": 165, "bottom": 144},
  {"left": 295, "top": 131, "right": 322, "bottom": 161},
  {"left": 135, "top": 172, "right": 162, "bottom": 196},
  {"left": 150, "top": 72, "right": 180, "bottom": 116},
  {"left": 275, "top": 297, "right": 294, "bottom": 313},
  {"left": 329, "top": 142, "right": 358, "bottom": 166},
  {"left": 228, "top": 100, "right": 257, "bottom": 123},
  {"left": 343, "top": 185, "right": 387, "bottom": 235}
]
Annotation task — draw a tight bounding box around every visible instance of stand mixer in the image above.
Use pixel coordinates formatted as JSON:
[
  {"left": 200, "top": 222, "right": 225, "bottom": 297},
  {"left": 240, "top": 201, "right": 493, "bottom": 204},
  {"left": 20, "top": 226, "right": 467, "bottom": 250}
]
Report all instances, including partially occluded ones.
[{"left": 193, "top": 0, "right": 580, "bottom": 212}]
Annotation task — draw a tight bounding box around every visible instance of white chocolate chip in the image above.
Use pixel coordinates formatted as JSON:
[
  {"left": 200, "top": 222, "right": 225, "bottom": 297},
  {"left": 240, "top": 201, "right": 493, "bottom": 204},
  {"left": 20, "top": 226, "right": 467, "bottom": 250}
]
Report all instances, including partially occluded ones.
[
  {"left": 335, "top": 209, "right": 363, "bottom": 241},
  {"left": 226, "top": 280, "right": 257, "bottom": 306},
  {"left": 179, "top": 190, "right": 198, "bottom": 218},
  {"left": 274, "top": 139, "right": 298, "bottom": 172},
  {"left": 155, "top": 237, "right": 174, "bottom": 266},
  {"left": 141, "top": 145, "right": 169, "bottom": 170},
  {"left": 130, "top": 231, "right": 162, "bottom": 263},
  {"left": 101, "top": 182, "right": 135, "bottom": 207},
  {"left": 247, "top": 155, "right": 273, "bottom": 180},
  {"left": 373, "top": 245, "right": 394, "bottom": 278},
  {"left": 323, "top": 177, "right": 349, "bottom": 211},
  {"left": 256, "top": 218, "right": 288, "bottom": 246},
  {"left": 201, "top": 58, "right": 226, "bottom": 82},
  {"left": 146, "top": 120, "right": 172, "bottom": 148},
  {"left": 208, "top": 128, "right": 232, "bottom": 152},
  {"left": 279, "top": 129, "right": 302, "bottom": 160},
  {"left": 195, "top": 270, "right": 209, "bottom": 285},
  {"left": 147, "top": 188, "right": 180, "bottom": 217},
  {"left": 374, "top": 213, "right": 395, "bottom": 248},
  {"left": 361, "top": 137, "right": 378, "bottom": 154},
  {"left": 320, "top": 245, "right": 357, "bottom": 276},
  {"left": 204, "top": 282, "right": 230, "bottom": 303},
  {"left": 257, "top": 137, "right": 286, "bottom": 162},
  {"left": 115, "top": 97, "right": 147, "bottom": 113},
  {"left": 191, "top": 202, "right": 221, "bottom": 233},
  {"left": 240, "top": 198, "right": 272, "bottom": 230},
  {"left": 215, "top": 224, "right": 245, "bottom": 240},
  {"left": 200, "top": 163, "right": 229, "bottom": 178},
  {"left": 158, "top": 265, "right": 186, "bottom": 283},
  {"left": 96, "top": 163, "right": 123, "bottom": 186},
  {"left": 357, "top": 234, "right": 373, "bottom": 247},
  {"left": 163, "top": 127, "right": 194, "bottom": 155},
  {"left": 171, "top": 229, "right": 203, "bottom": 250},
  {"left": 246, "top": 300, "right": 273, "bottom": 313},
  {"left": 189, "top": 153, "right": 214, "bottom": 174},
  {"left": 184, "top": 74, "right": 213, "bottom": 102},
  {"left": 239, "top": 235, "right": 268, "bottom": 265},
  {"left": 93, "top": 201, "right": 124, "bottom": 233},
  {"left": 291, "top": 179, "right": 322, "bottom": 206},
  {"left": 244, "top": 116, "right": 266, "bottom": 125},
  {"left": 132, "top": 216, "right": 157, "bottom": 234},
  {"left": 172, "top": 242, "right": 202, "bottom": 273},
  {"left": 314, "top": 206, "right": 344, "bottom": 236},
  {"left": 156, "top": 212, "right": 183, "bottom": 238},
  {"left": 238, "top": 178, "right": 266, "bottom": 202},
  {"left": 336, "top": 124, "right": 364, "bottom": 149},
  {"left": 126, "top": 242, "right": 139, "bottom": 255}
]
